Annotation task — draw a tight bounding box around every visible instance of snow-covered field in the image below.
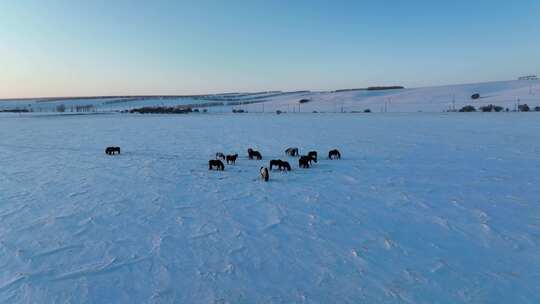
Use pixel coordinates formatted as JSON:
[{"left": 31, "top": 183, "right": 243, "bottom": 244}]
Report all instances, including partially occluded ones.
[{"left": 1, "top": 113, "right": 540, "bottom": 303}]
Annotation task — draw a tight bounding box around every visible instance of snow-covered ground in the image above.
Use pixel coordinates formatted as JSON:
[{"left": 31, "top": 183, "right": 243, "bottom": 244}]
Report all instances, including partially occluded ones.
[
  {"left": 1, "top": 113, "right": 540, "bottom": 303},
  {"left": 1, "top": 80, "right": 539, "bottom": 113}
]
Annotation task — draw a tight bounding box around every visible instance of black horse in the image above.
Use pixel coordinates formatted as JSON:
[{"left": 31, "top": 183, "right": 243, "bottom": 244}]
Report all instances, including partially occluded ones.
[
  {"left": 299, "top": 155, "right": 317, "bottom": 168},
  {"left": 105, "top": 147, "right": 121, "bottom": 155},
  {"left": 299, "top": 156, "right": 311, "bottom": 168},
  {"left": 303, "top": 154, "right": 317, "bottom": 164},
  {"left": 216, "top": 152, "right": 226, "bottom": 160},
  {"left": 279, "top": 161, "right": 291, "bottom": 171},
  {"left": 307, "top": 151, "right": 318, "bottom": 161},
  {"left": 248, "top": 148, "right": 262, "bottom": 160},
  {"left": 226, "top": 154, "right": 238, "bottom": 165},
  {"left": 208, "top": 159, "right": 225, "bottom": 171},
  {"left": 328, "top": 149, "right": 341, "bottom": 159},
  {"left": 269, "top": 159, "right": 291, "bottom": 171},
  {"left": 285, "top": 147, "right": 299, "bottom": 157}
]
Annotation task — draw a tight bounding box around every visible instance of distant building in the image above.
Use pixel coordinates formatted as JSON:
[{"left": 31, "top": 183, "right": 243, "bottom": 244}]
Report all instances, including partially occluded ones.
[{"left": 518, "top": 75, "right": 538, "bottom": 80}]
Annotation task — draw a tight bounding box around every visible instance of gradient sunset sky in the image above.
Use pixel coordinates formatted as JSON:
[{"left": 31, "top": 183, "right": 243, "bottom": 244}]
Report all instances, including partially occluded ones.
[{"left": 1, "top": 0, "right": 539, "bottom": 98}]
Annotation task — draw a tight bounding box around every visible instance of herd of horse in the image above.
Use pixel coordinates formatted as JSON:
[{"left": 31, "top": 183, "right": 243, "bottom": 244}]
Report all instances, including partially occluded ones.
[
  {"left": 210, "top": 147, "right": 342, "bottom": 182},
  {"left": 105, "top": 145, "right": 341, "bottom": 182}
]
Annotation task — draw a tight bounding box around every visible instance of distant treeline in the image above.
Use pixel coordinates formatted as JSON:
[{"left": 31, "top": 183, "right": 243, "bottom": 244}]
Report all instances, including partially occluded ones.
[
  {"left": 0, "top": 108, "right": 30, "bottom": 113},
  {"left": 367, "top": 86, "right": 405, "bottom": 91},
  {"left": 334, "top": 86, "right": 404, "bottom": 93},
  {"left": 129, "top": 106, "right": 193, "bottom": 114},
  {"left": 457, "top": 104, "right": 540, "bottom": 112}
]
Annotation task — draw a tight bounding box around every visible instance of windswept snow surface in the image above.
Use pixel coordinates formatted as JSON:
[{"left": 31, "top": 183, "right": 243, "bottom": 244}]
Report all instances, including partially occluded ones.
[{"left": 1, "top": 113, "right": 540, "bottom": 303}]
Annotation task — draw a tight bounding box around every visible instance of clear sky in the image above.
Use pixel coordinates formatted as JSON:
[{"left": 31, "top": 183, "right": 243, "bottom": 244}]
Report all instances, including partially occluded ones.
[{"left": 1, "top": 0, "right": 539, "bottom": 98}]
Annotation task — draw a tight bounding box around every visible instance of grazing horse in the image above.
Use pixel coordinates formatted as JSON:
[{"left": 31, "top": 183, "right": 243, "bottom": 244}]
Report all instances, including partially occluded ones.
[
  {"left": 285, "top": 147, "right": 299, "bottom": 157},
  {"left": 226, "top": 154, "right": 238, "bottom": 165},
  {"left": 260, "top": 167, "right": 269, "bottom": 182},
  {"left": 248, "top": 148, "right": 262, "bottom": 160},
  {"left": 279, "top": 161, "right": 291, "bottom": 171},
  {"left": 208, "top": 159, "right": 225, "bottom": 171},
  {"left": 303, "top": 154, "right": 317, "bottom": 164},
  {"left": 269, "top": 159, "right": 292, "bottom": 171},
  {"left": 307, "top": 151, "right": 318, "bottom": 161},
  {"left": 105, "top": 147, "right": 121, "bottom": 155},
  {"left": 215, "top": 152, "right": 226, "bottom": 160},
  {"left": 328, "top": 149, "right": 341, "bottom": 159},
  {"left": 269, "top": 159, "right": 281, "bottom": 170},
  {"left": 299, "top": 155, "right": 316, "bottom": 167},
  {"left": 299, "top": 156, "right": 311, "bottom": 168}
]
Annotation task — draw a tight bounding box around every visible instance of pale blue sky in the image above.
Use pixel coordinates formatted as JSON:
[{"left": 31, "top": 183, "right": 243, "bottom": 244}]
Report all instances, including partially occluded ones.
[{"left": 1, "top": 0, "right": 539, "bottom": 98}]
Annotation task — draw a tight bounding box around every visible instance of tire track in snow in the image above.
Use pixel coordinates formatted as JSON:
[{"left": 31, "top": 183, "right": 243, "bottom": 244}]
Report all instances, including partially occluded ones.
[
  {"left": 31, "top": 244, "right": 85, "bottom": 260},
  {"left": 53, "top": 256, "right": 150, "bottom": 281}
]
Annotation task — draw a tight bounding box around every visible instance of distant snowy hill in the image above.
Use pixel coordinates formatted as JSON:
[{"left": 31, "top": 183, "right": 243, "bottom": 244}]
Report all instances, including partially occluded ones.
[
  {"left": 249, "top": 80, "right": 540, "bottom": 113},
  {"left": 1, "top": 80, "right": 538, "bottom": 113}
]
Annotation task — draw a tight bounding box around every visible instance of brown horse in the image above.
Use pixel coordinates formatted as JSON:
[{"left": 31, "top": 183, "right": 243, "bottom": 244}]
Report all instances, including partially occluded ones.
[
  {"left": 248, "top": 148, "right": 262, "bottom": 160},
  {"left": 226, "top": 154, "right": 238, "bottom": 165},
  {"left": 269, "top": 159, "right": 291, "bottom": 171}
]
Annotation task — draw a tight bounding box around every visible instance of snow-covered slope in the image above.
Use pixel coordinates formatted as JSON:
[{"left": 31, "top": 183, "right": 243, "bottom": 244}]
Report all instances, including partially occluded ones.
[
  {"left": 1, "top": 113, "right": 539, "bottom": 303},
  {"left": 248, "top": 80, "right": 540, "bottom": 113},
  {"left": 1, "top": 80, "right": 538, "bottom": 113}
]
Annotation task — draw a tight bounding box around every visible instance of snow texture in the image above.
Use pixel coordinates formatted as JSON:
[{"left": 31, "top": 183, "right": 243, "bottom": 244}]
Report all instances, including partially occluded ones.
[{"left": 1, "top": 113, "right": 540, "bottom": 303}]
